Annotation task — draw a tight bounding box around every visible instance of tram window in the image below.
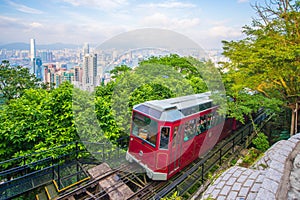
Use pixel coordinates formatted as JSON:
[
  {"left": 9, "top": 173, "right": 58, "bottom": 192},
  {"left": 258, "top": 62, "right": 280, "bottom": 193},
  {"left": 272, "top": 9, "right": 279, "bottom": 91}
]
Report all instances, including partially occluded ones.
[
  {"left": 184, "top": 119, "right": 196, "bottom": 142},
  {"left": 197, "top": 116, "right": 207, "bottom": 134},
  {"left": 132, "top": 112, "right": 158, "bottom": 147},
  {"left": 160, "top": 127, "right": 170, "bottom": 149},
  {"left": 197, "top": 114, "right": 214, "bottom": 134},
  {"left": 199, "top": 102, "right": 212, "bottom": 111},
  {"left": 135, "top": 105, "right": 162, "bottom": 119},
  {"left": 172, "top": 126, "right": 179, "bottom": 147},
  {"left": 180, "top": 106, "right": 199, "bottom": 116},
  {"left": 206, "top": 114, "right": 212, "bottom": 129}
]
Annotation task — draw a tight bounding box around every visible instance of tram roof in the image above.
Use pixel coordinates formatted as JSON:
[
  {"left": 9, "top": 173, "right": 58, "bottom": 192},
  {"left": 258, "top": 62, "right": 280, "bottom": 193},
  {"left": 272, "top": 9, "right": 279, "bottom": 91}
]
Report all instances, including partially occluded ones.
[
  {"left": 133, "top": 92, "right": 214, "bottom": 121},
  {"left": 145, "top": 92, "right": 212, "bottom": 111}
]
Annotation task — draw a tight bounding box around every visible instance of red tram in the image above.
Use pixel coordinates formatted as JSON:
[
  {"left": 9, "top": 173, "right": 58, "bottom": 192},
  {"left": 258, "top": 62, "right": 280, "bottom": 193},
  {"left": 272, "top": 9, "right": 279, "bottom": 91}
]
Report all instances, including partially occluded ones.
[{"left": 126, "top": 92, "right": 236, "bottom": 180}]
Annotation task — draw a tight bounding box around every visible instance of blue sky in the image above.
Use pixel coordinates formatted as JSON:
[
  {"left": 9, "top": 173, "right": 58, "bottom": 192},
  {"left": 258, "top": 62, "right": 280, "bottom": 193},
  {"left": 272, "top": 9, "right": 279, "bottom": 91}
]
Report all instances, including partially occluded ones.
[{"left": 0, "top": 0, "right": 260, "bottom": 49}]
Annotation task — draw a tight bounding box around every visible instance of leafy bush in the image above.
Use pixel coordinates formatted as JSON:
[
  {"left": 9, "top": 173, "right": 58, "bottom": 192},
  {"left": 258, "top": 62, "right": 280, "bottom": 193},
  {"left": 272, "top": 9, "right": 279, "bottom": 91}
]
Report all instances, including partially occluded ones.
[
  {"left": 239, "top": 148, "right": 261, "bottom": 168},
  {"left": 252, "top": 132, "right": 270, "bottom": 152},
  {"left": 161, "top": 192, "right": 182, "bottom": 200}
]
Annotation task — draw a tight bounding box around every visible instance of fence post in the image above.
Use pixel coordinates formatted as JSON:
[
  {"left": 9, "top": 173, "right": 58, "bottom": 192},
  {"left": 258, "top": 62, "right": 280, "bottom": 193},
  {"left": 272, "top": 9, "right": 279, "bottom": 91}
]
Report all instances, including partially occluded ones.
[
  {"left": 117, "top": 148, "right": 120, "bottom": 160},
  {"left": 241, "top": 130, "right": 244, "bottom": 144},
  {"left": 219, "top": 149, "right": 222, "bottom": 165},
  {"left": 75, "top": 141, "right": 78, "bottom": 160},
  {"left": 201, "top": 163, "right": 204, "bottom": 183},
  {"left": 76, "top": 161, "right": 80, "bottom": 182},
  {"left": 52, "top": 160, "right": 55, "bottom": 180},
  {"left": 102, "top": 143, "right": 105, "bottom": 162},
  {"left": 232, "top": 138, "right": 235, "bottom": 153},
  {"left": 58, "top": 164, "right": 60, "bottom": 189}
]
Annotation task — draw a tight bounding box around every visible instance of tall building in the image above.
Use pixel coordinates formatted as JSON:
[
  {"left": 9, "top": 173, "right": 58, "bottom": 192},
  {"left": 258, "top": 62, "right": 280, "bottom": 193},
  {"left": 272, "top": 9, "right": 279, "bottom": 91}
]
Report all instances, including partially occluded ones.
[
  {"left": 39, "top": 51, "right": 53, "bottom": 62},
  {"left": 35, "top": 57, "right": 43, "bottom": 80},
  {"left": 83, "top": 43, "right": 89, "bottom": 56},
  {"left": 74, "top": 66, "right": 82, "bottom": 82},
  {"left": 29, "top": 38, "right": 44, "bottom": 80},
  {"left": 30, "top": 38, "right": 36, "bottom": 74},
  {"left": 30, "top": 38, "right": 36, "bottom": 62},
  {"left": 82, "top": 53, "right": 97, "bottom": 91}
]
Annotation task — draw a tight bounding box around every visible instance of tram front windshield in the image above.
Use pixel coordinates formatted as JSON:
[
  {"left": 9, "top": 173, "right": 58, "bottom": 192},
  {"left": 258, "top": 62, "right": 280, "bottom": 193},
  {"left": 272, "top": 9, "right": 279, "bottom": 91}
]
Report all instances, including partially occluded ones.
[{"left": 132, "top": 112, "right": 158, "bottom": 147}]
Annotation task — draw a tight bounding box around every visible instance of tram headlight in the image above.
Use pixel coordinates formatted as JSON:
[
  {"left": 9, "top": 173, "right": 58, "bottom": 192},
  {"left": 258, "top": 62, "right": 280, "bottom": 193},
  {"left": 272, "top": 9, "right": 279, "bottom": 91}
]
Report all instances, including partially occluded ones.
[{"left": 139, "top": 150, "right": 143, "bottom": 157}]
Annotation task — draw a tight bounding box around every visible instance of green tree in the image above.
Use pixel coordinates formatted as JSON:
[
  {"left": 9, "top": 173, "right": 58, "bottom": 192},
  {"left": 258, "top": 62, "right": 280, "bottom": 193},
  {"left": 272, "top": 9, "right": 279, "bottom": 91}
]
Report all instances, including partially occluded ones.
[
  {"left": 33, "top": 82, "right": 79, "bottom": 153},
  {"left": 93, "top": 81, "right": 124, "bottom": 141},
  {"left": 129, "top": 83, "right": 175, "bottom": 108},
  {"left": 140, "top": 54, "right": 213, "bottom": 94},
  {"left": 0, "top": 88, "right": 50, "bottom": 161},
  {"left": 110, "top": 65, "right": 132, "bottom": 79},
  {"left": 140, "top": 54, "right": 198, "bottom": 78},
  {"left": 221, "top": 0, "right": 300, "bottom": 135},
  {"left": 0, "top": 82, "right": 79, "bottom": 162},
  {"left": 0, "top": 60, "right": 45, "bottom": 104}
]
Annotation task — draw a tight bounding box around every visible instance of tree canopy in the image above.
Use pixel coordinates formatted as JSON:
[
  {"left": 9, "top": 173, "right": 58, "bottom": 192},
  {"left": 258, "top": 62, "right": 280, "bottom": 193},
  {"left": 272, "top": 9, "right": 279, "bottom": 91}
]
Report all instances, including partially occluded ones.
[
  {"left": 0, "top": 60, "right": 45, "bottom": 104},
  {"left": 0, "top": 82, "right": 79, "bottom": 162},
  {"left": 221, "top": 0, "right": 300, "bottom": 134}
]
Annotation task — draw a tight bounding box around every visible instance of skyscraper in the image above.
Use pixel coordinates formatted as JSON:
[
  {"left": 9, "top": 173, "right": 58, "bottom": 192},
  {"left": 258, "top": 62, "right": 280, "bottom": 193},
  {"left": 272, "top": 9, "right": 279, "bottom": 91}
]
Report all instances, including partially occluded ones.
[
  {"left": 30, "top": 38, "right": 36, "bottom": 62},
  {"left": 30, "top": 38, "right": 44, "bottom": 81},
  {"left": 35, "top": 57, "right": 43, "bottom": 80},
  {"left": 83, "top": 43, "right": 89, "bottom": 56},
  {"left": 82, "top": 53, "right": 97, "bottom": 91},
  {"left": 30, "top": 38, "right": 36, "bottom": 74}
]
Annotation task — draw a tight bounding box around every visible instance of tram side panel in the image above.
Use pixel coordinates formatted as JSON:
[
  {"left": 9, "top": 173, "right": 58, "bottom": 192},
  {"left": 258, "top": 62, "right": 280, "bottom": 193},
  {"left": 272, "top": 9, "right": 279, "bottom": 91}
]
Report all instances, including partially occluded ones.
[{"left": 168, "top": 124, "right": 182, "bottom": 177}]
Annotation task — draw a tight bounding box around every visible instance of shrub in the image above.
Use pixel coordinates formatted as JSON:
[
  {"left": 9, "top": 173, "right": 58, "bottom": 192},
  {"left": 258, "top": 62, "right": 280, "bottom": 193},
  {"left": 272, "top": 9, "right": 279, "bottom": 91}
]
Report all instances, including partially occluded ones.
[{"left": 252, "top": 132, "right": 270, "bottom": 152}]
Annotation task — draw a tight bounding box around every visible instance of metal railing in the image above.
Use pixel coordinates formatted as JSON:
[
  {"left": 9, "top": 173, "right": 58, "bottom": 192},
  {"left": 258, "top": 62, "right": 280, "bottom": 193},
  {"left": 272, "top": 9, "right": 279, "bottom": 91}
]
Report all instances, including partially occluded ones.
[{"left": 0, "top": 138, "right": 129, "bottom": 199}]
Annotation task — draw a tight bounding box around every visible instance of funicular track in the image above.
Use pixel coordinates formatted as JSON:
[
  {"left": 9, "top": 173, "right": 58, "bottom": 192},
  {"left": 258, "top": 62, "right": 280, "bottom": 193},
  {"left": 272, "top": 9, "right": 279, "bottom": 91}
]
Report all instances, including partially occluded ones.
[{"left": 56, "top": 162, "right": 147, "bottom": 200}]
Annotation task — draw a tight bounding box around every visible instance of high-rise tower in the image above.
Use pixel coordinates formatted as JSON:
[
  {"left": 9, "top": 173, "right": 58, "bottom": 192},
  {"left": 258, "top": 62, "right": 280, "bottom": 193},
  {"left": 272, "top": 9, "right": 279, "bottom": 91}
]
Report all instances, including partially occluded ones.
[
  {"left": 30, "top": 38, "right": 43, "bottom": 81},
  {"left": 30, "top": 38, "right": 36, "bottom": 61},
  {"left": 30, "top": 38, "right": 36, "bottom": 74},
  {"left": 83, "top": 43, "right": 89, "bottom": 56},
  {"left": 82, "top": 53, "right": 97, "bottom": 91}
]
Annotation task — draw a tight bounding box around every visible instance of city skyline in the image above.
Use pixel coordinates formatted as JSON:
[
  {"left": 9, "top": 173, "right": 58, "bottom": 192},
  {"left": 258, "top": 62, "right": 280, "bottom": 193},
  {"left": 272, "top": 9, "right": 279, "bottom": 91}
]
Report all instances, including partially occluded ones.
[{"left": 0, "top": 0, "right": 259, "bottom": 49}]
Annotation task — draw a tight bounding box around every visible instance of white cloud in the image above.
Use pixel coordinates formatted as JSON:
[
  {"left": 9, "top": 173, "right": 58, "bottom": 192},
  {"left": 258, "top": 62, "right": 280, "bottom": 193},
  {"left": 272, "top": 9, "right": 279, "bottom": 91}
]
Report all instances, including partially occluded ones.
[
  {"left": 141, "top": 13, "right": 201, "bottom": 30},
  {"left": 61, "top": 0, "right": 128, "bottom": 11},
  {"left": 140, "top": 1, "right": 196, "bottom": 9},
  {"left": 0, "top": 15, "right": 27, "bottom": 29},
  {"left": 20, "top": 19, "right": 127, "bottom": 45},
  {"left": 8, "top": 1, "right": 44, "bottom": 14},
  {"left": 208, "top": 25, "right": 243, "bottom": 38},
  {"left": 29, "top": 22, "right": 43, "bottom": 28},
  {"left": 0, "top": 15, "right": 19, "bottom": 23}
]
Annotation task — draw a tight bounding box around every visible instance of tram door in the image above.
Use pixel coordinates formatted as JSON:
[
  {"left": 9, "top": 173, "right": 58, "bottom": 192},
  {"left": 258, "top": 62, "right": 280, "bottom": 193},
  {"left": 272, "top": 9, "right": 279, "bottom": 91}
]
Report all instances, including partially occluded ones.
[{"left": 169, "top": 126, "right": 183, "bottom": 174}]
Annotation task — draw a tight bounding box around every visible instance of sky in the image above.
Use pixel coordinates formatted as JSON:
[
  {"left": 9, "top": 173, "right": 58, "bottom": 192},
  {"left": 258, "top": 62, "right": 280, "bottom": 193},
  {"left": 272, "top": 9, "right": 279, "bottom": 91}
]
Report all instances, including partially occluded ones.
[{"left": 0, "top": 0, "right": 261, "bottom": 49}]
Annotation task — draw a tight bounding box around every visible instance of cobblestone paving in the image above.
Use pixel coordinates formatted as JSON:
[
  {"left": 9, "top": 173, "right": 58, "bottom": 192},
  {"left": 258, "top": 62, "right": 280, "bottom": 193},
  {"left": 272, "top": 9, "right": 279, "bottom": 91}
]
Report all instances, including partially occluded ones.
[{"left": 201, "top": 134, "right": 300, "bottom": 200}]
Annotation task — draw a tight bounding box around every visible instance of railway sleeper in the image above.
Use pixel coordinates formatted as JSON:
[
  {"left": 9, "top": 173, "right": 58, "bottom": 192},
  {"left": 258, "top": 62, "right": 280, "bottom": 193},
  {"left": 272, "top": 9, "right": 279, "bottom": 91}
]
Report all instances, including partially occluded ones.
[{"left": 87, "top": 163, "right": 134, "bottom": 200}]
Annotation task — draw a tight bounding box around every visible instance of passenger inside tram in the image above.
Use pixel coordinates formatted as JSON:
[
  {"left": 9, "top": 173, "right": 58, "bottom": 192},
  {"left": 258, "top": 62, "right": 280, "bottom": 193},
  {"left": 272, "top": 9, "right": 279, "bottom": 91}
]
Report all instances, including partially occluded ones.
[{"left": 160, "top": 127, "right": 170, "bottom": 149}]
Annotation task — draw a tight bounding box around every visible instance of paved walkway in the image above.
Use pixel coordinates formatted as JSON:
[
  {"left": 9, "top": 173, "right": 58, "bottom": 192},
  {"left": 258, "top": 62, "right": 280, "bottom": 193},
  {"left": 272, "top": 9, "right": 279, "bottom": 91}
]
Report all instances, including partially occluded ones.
[{"left": 200, "top": 133, "right": 300, "bottom": 200}]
